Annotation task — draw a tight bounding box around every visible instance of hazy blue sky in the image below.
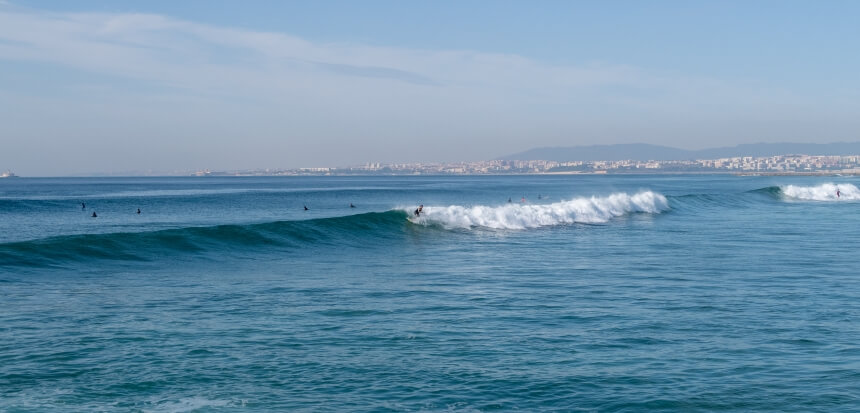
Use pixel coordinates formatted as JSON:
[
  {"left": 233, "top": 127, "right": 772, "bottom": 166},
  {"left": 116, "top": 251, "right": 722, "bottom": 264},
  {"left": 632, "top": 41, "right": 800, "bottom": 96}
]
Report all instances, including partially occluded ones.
[{"left": 1, "top": 1, "right": 859, "bottom": 175}]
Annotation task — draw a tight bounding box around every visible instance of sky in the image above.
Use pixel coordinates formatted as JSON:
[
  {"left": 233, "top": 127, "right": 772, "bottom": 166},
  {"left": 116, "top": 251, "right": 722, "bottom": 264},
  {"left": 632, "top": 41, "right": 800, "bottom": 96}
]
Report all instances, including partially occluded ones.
[{"left": 1, "top": 1, "right": 859, "bottom": 176}]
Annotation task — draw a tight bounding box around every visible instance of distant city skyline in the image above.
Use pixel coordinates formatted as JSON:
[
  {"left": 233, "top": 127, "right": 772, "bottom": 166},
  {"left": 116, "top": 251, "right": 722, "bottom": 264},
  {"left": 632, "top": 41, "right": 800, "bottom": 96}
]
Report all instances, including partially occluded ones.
[
  {"left": 182, "top": 154, "right": 860, "bottom": 178},
  {"left": 2, "top": 1, "right": 859, "bottom": 176},
  {"left": 60, "top": 147, "right": 860, "bottom": 177}
]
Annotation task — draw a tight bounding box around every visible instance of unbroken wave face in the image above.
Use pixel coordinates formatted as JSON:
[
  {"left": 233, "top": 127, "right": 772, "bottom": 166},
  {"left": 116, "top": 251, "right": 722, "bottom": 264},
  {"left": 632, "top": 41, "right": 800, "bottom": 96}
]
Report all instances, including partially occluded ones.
[
  {"left": 781, "top": 183, "right": 860, "bottom": 201},
  {"left": 408, "top": 191, "right": 668, "bottom": 229}
]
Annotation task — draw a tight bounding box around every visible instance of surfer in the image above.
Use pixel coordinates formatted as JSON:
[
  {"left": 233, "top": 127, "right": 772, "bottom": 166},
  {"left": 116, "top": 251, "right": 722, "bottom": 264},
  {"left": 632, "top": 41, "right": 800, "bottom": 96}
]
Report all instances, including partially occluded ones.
[
  {"left": 91, "top": 211, "right": 97, "bottom": 218},
  {"left": 350, "top": 203, "right": 356, "bottom": 208},
  {"left": 81, "top": 202, "right": 86, "bottom": 210},
  {"left": 414, "top": 204, "right": 424, "bottom": 217},
  {"left": 304, "top": 205, "right": 309, "bottom": 211},
  {"left": 137, "top": 208, "right": 141, "bottom": 214},
  {"left": 837, "top": 190, "right": 841, "bottom": 198}
]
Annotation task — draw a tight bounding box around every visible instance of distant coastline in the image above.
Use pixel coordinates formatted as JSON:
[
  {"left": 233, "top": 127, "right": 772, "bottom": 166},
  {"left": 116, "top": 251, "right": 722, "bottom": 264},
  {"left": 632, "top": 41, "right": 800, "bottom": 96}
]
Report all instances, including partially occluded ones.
[
  {"left": 35, "top": 155, "right": 860, "bottom": 178},
  {"left": 181, "top": 152, "right": 860, "bottom": 177},
  {"left": 13, "top": 143, "right": 860, "bottom": 177}
]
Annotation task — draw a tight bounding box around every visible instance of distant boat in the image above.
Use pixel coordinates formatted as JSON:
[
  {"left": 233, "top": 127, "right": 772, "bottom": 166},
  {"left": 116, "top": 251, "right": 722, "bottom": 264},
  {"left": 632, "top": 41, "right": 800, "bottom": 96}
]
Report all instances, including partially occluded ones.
[{"left": 0, "top": 170, "right": 17, "bottom": 178}]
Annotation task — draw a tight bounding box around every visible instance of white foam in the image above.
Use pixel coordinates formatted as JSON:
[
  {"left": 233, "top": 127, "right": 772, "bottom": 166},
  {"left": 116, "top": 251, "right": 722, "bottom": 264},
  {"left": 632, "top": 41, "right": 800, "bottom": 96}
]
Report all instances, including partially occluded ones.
[
  {"left": 143, "top": 397, "right": 232, "bottom": 413},
  {"left": 407, "top": 191, "right": 668, "bottom": 229},
  {"left": 781, "top": 183, "right": 860, "bottom": 201}
]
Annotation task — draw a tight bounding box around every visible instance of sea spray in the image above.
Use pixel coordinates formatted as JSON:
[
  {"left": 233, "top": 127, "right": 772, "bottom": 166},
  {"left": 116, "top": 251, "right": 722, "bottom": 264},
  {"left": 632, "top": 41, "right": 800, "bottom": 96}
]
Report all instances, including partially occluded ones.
[{"left": 408, "top": 191, "right": 668, "bottom": 229}]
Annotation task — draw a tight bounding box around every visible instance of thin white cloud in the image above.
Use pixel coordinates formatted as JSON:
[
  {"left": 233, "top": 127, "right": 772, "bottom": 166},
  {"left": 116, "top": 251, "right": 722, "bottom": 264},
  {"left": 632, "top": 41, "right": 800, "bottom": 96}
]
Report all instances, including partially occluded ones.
[
  {"left": 0, "top": 9, "right": 654, "bottom": 100},
  {"left": 0, "top": 7, "right": 843, "bottom": 176}
]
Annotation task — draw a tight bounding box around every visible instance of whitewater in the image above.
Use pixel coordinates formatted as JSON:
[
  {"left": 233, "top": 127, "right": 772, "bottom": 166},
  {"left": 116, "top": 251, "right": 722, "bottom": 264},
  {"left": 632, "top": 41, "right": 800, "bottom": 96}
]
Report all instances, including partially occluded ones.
[
  {"left": 780, "top": 183, "right": 860, "bottom": 201},
  {"left": 409, "top": 191, "right": 669, "bottom": 229}
]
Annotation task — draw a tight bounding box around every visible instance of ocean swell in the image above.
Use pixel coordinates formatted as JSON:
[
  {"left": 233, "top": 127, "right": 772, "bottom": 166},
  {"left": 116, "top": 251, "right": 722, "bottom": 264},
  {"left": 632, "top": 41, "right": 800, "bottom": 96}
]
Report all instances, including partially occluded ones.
[
  {"left": 0, "top": 211, "right": 411, "bottom": 269},
  {"left": 408, "top": 191, "right": 668, "bottom": 229},
  {"left": 1, "top": 192, "right": 670, "bottom": 268}
]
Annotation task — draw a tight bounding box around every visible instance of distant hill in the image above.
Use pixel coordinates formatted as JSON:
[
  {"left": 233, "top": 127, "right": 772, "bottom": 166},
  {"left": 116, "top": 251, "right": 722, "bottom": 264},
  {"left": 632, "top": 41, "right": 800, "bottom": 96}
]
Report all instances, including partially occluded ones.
[{"left": 501, "top": 142, "right": 860, "bottom": 161}]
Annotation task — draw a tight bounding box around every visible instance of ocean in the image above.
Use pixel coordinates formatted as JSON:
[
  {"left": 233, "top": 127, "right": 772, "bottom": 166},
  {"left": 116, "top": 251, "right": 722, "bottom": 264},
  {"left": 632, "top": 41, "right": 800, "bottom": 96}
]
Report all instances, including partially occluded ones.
[{"left": 1, "top": 175, "right": 858, "bottom": 412}]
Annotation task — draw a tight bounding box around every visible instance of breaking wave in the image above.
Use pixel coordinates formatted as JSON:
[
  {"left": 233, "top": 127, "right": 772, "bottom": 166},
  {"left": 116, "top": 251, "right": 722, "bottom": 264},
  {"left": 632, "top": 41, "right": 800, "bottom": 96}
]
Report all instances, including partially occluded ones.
[
  {"left": 0, "top": 192, "right": 669, "bottom": 268},
  {"left": 780, "top": 183, "right": 860, "bottom": 201},
  {"left": 407, "top": 191, "right": 669, "bottom": 229}
]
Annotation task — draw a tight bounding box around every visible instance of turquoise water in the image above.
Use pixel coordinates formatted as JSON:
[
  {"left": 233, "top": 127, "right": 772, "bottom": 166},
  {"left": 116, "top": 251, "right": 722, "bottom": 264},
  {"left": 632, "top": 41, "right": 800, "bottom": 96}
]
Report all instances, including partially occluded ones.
[{"left": 1, "top": 175, "right": 859, "bottom": 412}]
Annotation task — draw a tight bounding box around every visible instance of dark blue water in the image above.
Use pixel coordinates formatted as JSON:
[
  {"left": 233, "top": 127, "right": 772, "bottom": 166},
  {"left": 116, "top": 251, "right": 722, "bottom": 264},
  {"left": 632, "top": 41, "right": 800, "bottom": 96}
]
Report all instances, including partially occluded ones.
[{"left": 1, "top": 175, "right": 859, "bottom": 412}]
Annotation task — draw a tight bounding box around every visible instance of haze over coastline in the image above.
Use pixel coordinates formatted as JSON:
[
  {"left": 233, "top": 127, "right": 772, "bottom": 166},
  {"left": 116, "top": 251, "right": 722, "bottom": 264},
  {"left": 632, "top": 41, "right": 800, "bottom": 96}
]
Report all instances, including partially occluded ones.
[
  {"left": 1, "top": 1, "right": 860, "bottom": 176},
  {"left": 17, "top": 141, "right": 860, "bottom": 178}
]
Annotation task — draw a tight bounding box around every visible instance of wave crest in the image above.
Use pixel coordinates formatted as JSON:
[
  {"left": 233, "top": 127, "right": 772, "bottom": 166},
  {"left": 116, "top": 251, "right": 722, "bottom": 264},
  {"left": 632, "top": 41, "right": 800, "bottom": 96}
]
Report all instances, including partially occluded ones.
[
  {"left": 408, "top": 191, "right": 668, "bottom": 229},
  {"left": 781, "top": 183, "right": 860, "bottom": 201},
  {"left": 0, "top": 211, "right": 410, "bottom": 268}
]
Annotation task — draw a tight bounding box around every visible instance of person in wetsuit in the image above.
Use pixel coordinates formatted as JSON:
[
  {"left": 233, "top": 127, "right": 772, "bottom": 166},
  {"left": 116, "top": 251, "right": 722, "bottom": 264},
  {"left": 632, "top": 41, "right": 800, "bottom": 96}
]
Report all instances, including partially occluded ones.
[
  {"left": 91, "top": 211, "right": 97, "bottom": 218},
  {"left": 304, "top": 205, "right": 309, "bottom": 211}
]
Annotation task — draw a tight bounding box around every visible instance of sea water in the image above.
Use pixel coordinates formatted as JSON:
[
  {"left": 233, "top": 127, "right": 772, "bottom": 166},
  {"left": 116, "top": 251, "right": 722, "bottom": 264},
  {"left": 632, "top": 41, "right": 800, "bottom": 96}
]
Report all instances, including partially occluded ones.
[{"left": 0, "top": 175, "right": 858, "bottom": 412}]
